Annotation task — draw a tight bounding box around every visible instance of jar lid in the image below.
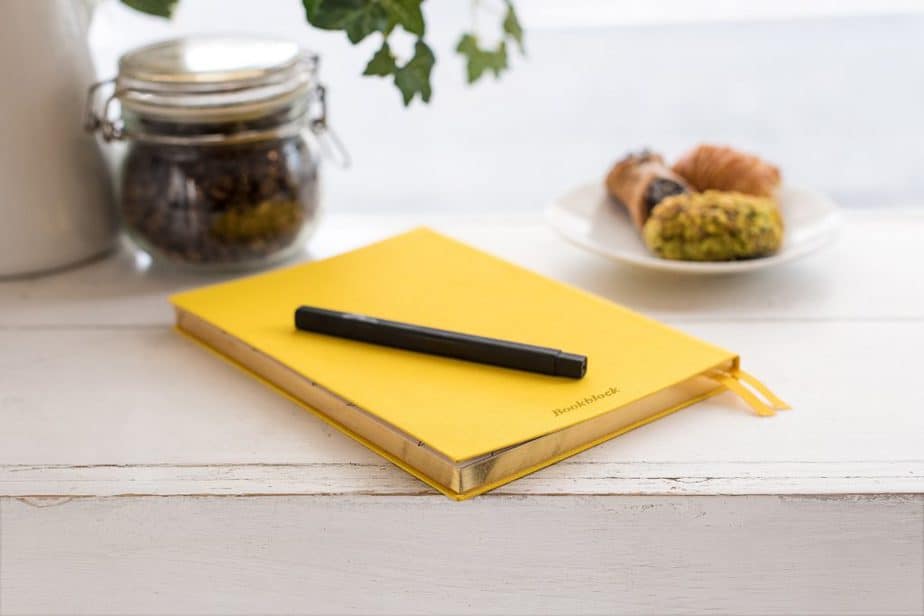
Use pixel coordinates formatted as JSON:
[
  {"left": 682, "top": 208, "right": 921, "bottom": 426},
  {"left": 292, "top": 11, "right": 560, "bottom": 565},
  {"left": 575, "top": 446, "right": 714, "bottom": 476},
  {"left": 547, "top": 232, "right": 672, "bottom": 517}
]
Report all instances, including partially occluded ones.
[{"left": 114, "top": 36, "right": 318, "bottom": 123}]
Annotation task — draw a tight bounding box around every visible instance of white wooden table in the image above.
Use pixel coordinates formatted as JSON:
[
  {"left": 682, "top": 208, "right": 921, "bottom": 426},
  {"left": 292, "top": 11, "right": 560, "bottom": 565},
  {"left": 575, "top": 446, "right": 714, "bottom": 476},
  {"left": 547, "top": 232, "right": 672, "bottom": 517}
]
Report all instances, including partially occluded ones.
[{"left": 1, "top": 212, "right": 922, "bottom": 615}]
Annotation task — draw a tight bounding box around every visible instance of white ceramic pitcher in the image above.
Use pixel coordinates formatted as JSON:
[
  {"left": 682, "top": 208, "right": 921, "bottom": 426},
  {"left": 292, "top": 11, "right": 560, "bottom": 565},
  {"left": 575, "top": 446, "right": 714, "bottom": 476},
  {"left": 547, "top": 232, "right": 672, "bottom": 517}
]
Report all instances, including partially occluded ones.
[{"left": 0, "top": 0, "right": 116, "bottom": 277}]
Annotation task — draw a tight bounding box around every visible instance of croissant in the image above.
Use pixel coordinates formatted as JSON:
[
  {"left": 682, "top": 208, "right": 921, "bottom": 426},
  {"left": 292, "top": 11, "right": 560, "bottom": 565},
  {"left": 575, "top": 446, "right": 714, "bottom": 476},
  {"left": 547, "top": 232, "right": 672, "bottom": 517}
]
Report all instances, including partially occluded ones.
[
  {"left": 672, "top": 144, "right": 781, "bottom": 198},
  {"left": 605, "top": 151, "right": 690, "bottom": 229}
]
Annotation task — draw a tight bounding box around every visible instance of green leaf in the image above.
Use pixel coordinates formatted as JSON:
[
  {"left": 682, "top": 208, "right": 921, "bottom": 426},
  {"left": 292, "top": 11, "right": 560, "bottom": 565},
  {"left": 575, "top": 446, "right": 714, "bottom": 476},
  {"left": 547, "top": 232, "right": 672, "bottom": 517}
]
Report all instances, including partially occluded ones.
[
  {"left": 302, "top": 0, "right": 362, "bottom": 28},
  {"left": 302, "top": 0, "right": 422, "bottom": 42},
  {"left": 502, "top": 1, "right": 524, "bottom": 53},
  {"left": 302, "top": 0, "right": 390, "bottom": 43},
  {"left": 363, "top": 41, "right": 397, "bottom": 76},
  {"left": 345, "top": 4, "right": 390, "bottom": 43},
  {"left": 455, "top": 34, "right": 508, "bottom": 83},
  {"left": 120, "top": 0, "right": 178, "bottom": 18},
  {"left": 393, "top": 40, "right": 435, "bottom": 105},
  {"left": 303, "top": 1, "right": 435, "bottom": 104},
  {"left": 381, "top": 0, "right": 424, "bottom": 36}
]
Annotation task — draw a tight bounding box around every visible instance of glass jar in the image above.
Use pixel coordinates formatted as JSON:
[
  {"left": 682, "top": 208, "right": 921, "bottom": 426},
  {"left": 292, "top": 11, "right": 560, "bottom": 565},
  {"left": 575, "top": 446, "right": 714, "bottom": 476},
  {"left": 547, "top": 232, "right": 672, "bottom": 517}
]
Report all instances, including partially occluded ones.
[{"left": 86, "top": 37, "right": 345, "bottom": 270}]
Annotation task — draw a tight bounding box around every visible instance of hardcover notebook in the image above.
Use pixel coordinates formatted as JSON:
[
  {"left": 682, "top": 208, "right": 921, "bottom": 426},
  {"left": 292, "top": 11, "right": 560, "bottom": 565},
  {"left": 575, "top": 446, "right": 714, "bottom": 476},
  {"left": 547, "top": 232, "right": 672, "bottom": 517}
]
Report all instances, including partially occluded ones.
[{"left": 171, "top": 228, "right": 788, "bottom": 500}]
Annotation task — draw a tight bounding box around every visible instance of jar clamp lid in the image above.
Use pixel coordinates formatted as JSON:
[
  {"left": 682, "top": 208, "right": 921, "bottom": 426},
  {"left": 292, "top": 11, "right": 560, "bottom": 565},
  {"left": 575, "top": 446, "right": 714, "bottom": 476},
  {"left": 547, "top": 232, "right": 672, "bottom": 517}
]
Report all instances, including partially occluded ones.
[{"left": 85, "top": 36, "right": 348, "bottom": 164}]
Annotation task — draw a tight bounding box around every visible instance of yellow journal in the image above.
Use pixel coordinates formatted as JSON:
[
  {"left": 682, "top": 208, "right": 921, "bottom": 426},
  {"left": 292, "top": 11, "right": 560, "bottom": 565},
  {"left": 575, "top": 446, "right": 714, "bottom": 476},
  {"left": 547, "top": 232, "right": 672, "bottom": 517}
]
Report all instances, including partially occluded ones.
[{"left": 171, "top": 228, "right": 788, "bottom": 500}]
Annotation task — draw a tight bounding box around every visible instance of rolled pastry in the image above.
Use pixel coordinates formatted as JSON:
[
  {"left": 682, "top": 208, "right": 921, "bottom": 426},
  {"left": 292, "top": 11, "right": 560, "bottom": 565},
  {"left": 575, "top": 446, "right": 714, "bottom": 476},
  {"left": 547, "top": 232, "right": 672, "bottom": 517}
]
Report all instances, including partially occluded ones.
[{"left": 605, "top": 151, "right": 690, "bottom": 229}]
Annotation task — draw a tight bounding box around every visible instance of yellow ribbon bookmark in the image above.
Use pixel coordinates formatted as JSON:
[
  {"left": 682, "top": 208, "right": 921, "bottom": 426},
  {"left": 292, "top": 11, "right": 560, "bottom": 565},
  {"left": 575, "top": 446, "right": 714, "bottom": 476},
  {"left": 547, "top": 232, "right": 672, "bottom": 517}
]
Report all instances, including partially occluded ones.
[
  {"left": 708, "top": 368, "right": 790, "bottom": 417},
  {"left": 732, "top": 368, "right": 791, "bottom": 411}
]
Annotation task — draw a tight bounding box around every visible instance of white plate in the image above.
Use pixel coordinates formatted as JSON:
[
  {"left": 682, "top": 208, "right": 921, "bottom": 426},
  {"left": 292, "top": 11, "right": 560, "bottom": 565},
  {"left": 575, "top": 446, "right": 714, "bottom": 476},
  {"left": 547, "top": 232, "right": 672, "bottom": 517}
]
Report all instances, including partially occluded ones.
[{"left": 545, "top": 182, "right": 842, "bottom": 274}]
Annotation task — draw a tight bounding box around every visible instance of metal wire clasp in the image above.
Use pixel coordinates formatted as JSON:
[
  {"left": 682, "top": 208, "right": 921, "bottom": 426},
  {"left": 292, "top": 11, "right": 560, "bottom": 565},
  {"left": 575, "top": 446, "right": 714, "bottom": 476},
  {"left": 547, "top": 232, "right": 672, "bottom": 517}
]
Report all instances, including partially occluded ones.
[
  {"left": 84, "top": 78, "right": 125, "bottom": 142},
  {"left": 307, "top": 85, "right": 351, "bottom": 168}
]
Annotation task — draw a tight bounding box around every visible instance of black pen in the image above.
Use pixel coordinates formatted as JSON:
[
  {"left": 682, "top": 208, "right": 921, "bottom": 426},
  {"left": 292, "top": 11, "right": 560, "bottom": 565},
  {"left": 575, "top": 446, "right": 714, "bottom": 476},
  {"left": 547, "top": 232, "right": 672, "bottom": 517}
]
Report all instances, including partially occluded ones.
[{"left": 294, "top": 305, "right": 587, "bottom": 379}]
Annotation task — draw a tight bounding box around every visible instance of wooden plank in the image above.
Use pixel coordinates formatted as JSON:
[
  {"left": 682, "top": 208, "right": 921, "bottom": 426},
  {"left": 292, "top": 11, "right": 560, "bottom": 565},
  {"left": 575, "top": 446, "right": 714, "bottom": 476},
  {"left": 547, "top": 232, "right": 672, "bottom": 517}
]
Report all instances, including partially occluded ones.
[
  {"left": 2, "top": 461, "right": 920, "bottom": 498},
  {"left": 2, "top": 494, "right": 922, "bottom": 615},
  {"left": 0, "top": 212, "right": 922, "bottom": 328},
  {"left": 1, "top": 322, "right": 922, "bottom": 496}
]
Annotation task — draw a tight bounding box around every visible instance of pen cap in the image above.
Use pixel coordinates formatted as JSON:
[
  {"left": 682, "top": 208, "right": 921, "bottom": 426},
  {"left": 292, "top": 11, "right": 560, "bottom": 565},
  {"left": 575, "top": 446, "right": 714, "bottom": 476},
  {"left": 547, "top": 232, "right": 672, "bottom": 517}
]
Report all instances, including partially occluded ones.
[{"left": 554, "top": 352, "right": 587, "bottom": 379}]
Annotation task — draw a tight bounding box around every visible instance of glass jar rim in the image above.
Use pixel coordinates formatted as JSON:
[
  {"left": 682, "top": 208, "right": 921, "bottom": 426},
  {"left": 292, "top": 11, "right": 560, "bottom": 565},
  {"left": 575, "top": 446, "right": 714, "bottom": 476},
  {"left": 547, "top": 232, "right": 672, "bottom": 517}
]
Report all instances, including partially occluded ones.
[
  {"left": 115, "top": 36, "right": 319, "bottom": 124},
  {"left": 86, "top": 36, "right": 328, "bottom": 145},
  {"left": 118, "top": 36, "right": 305, "bottom": 87}
]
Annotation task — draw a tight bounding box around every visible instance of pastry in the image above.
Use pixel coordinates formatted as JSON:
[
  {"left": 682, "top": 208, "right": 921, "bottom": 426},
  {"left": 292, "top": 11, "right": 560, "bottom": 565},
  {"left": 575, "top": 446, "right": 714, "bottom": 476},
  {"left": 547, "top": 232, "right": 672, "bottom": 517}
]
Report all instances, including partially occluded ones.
[
  {"left": 672, "top": 144, "right": 781, "bottom": 197},
  {"left": 605, "top": 150, "right": 691, "bottom": 229},
  {"left": 642, "top": 191, "right": 783, "bottom": 261}
]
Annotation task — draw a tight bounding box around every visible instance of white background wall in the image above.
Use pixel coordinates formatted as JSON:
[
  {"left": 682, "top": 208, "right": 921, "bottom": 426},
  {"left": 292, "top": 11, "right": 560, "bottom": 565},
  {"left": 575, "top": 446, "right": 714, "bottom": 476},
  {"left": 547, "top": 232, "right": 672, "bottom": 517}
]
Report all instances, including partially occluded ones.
[{"left": 89, "top": 1, "right": 924, "bottom": 213}]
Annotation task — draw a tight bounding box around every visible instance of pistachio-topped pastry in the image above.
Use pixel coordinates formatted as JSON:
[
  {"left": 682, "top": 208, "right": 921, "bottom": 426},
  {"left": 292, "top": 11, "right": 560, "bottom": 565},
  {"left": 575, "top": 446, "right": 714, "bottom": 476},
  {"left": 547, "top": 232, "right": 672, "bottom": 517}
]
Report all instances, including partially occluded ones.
[{"left": 642, "top": 191, "right": 783, "bottom": 261}]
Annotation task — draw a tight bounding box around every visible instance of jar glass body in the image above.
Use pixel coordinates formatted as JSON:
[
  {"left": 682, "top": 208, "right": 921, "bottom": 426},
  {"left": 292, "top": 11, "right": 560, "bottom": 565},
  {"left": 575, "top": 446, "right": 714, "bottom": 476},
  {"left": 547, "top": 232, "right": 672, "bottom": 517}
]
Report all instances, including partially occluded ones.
[{"left": 118, "top": 111, "right": 320, "bottom": 270}]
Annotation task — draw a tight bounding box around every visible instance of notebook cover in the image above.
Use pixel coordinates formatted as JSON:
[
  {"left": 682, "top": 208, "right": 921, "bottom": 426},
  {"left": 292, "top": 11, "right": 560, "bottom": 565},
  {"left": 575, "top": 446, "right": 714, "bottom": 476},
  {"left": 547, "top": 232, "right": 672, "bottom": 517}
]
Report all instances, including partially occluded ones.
[{"left": 170, "top": 228, "right": 736, "bottom": 463}]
